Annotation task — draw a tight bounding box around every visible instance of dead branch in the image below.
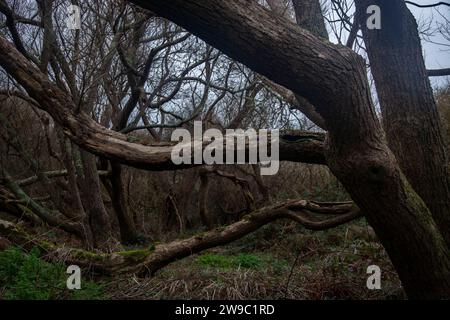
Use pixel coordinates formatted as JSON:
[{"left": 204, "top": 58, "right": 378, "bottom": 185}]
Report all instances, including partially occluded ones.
[
  {"left": 0, "top": 171, "right": 85, "bottom": 238},
  {"left": 16, "top": 170, "right": 110, "bottom": 187},
  {"left": 0, "top": 199, "right": 361, "bottom": 276}
]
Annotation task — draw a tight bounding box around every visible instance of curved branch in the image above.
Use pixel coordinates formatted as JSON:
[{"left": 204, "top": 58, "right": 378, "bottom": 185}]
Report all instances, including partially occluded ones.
[
  {"left": 0, "top": 36, "right": 326, "bottom": 170},
  {"left": 0, "top": 0, "right": 39, "bottom": 64},
  {"left": 0, "top": 200, "right": 361, "bottom": 275},
  {"left": 404, "top": 1, "right": 450, "bottom": 8},
  {"left": 260, "top": 76, "right": 327, "bottom": 130}
]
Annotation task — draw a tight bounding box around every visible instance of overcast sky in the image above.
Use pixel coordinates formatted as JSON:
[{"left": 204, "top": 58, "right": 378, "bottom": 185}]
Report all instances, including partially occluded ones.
[{"left": 407, "top": 0, "right": 450, "bottom": 87}]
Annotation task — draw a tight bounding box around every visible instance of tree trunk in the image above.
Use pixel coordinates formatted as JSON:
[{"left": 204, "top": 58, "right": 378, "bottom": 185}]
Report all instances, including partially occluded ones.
[
  {"left": 58, "top": 133, "right": 87, "bottom": 224},
  {"left": 292, "top": 0, "right": 328, "bottom": 39},
  {"left": 198, "top": 171, "right": 214, "bottom": 229},
  {"left": 127, "top": 0, "right": 450, "bottom": 299},
  {"left": 357, "top": 0, "right": 450, "bottom": 247},
  {"left": 0, "top": 0, "right": 449, "bottom": 298},
  {"left": 78, "top": 150, "right": 114, "bottom": 248},
  {"left": 110, "top": 161, "right": 141, "bottom": 244}
]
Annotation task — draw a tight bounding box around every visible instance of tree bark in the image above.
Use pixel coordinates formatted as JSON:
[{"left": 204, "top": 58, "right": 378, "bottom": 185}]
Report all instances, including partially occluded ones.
[
  {"left": 78, "top": 150, "right": 114, "bottom": 248},
  {"left": 0, "top": 0, "right": 449, "bottom": 298},
  {"left": 110, "top": 161, "right": 141, "bottom": 244},
  {"left": 292, "top": 0, "right": 328, "bottom": 39},
  {"left": 198, "top": 172, "right": 214, "bottom": 229},
  {"left": 126, "top": 0, "right": 450, "bottom": 298},
  {"left": 357, "top": 0, "right": 450, "bottom": 247},
  {"left": 0, "top": 199, "right": 361, "bottom": 275},
  {"left": 265, "top": 0, "right": 327, "bottom": 129}
]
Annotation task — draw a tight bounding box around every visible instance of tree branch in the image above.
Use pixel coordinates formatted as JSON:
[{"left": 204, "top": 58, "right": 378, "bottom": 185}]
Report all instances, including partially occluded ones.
[
  {"left": 428, "top": 68, "right": 450, "bottom": 77},
  {"left": 0, "top": 171, "right": 84, "bottom": 237},
  {"left": 0, "top": 199, "right": 362, "bottom": 275},
  {"left": 16, "top": 170, "right": 110, "bottom": 187},
  {"left": 0, "top": 36, "right": 326, "bottom": 170},
  {"left": 404, "top": 1, "right": 450, "bottom": 8}
]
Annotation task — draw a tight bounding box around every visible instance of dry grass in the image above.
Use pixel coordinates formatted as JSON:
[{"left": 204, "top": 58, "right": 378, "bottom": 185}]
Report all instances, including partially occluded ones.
[{"left": 105, "top": 221, "right": 405, "bottom": 300}]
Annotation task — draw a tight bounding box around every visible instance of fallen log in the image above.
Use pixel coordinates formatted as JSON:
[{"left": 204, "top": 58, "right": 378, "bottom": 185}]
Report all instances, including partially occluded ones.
[{"left": 0, "top": 199, "right": 361, "bottom": 276}]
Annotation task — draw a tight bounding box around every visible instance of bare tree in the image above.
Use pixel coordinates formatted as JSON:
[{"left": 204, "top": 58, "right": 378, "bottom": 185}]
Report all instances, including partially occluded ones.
[{"left": 0, "top": 0, "right": 449, "bottom": 299}]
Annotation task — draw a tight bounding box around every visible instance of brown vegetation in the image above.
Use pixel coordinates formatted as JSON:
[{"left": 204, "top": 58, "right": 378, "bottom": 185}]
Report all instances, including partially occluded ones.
[{"left": 0, "top": 0, "right": 449, "bottom": 299}]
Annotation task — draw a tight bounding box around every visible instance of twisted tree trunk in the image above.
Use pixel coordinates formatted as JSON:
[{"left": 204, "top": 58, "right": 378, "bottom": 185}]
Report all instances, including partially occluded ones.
[
  {"left": 0, "top": 0, "right": 449, "bottom": 298},
  {"left": 126, "top": 0, "right": 450, "bottom": 298},
  {"left": 78, "top": 150, "right": 114, "bottom": 248}
]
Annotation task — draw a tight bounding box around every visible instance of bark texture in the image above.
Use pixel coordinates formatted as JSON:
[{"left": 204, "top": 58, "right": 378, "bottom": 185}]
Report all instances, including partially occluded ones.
[
  {"left": 0, "top": 0, "right": 449, "bottom": 298},
  {"left": 110, "top": 161, "right": 141, "bottom": 244},
  {"left": 0, "top": 200, "right": 361, "bottom": 275},
  {"left": 292, "top": 0, "right": 328, "bottom": 39},
  {"left": 78, "top": 150, "right": 114, "bottom": 248},
  {"left": 357, "top": 0, "right": 450, "bottom": 247},
  {"left": 125, "top": 0, "right": 450, "bottom": 298}
]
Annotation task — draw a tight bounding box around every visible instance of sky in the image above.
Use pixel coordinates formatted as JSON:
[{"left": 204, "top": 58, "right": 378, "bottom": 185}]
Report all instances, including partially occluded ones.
[
  {"left": 324, "top": 0, "right": 449, "bottom": 87},
  {"left": 407, "top": 0, "right": 450, "bottom": 87}
]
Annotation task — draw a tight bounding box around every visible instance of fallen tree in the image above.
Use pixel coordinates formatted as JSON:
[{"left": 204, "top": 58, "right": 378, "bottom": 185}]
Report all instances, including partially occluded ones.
[
  {"left": 120, "top": 0, "right": 450, "bottom": 299},
  {"left": 0, "top": 199, "right": 361, "bottom": 275},
  {"left": 0, "top": 0, "right": 449, "bottom": 298}
]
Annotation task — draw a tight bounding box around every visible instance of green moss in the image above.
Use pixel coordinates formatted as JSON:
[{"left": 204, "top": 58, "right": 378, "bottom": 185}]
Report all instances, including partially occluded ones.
[
  {"left": 196, "top": 253, "right": 232, "bottom": 268},
  {"left": 214, "top": 226, "right": 227, "bottom": 232},
  {"left": 37, "top": 240, "right": 56, "bottom": 251},
  {"left": 126, "top": 136, "right": 140, "bottom": 143},
  {"left": 70, "top": 249, "right": 108, "bottom": 262},
  {"left": 116, "top": 247, "right": 153, "bottom": 262}
]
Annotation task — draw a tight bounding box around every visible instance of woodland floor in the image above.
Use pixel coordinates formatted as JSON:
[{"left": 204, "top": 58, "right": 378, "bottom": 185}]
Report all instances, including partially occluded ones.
[
  {"left": 0, "top": 196, "right": 405, "bottom": 300},
  {"left": 101, "top": 221, "right": 404, "bottom": 300}
]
